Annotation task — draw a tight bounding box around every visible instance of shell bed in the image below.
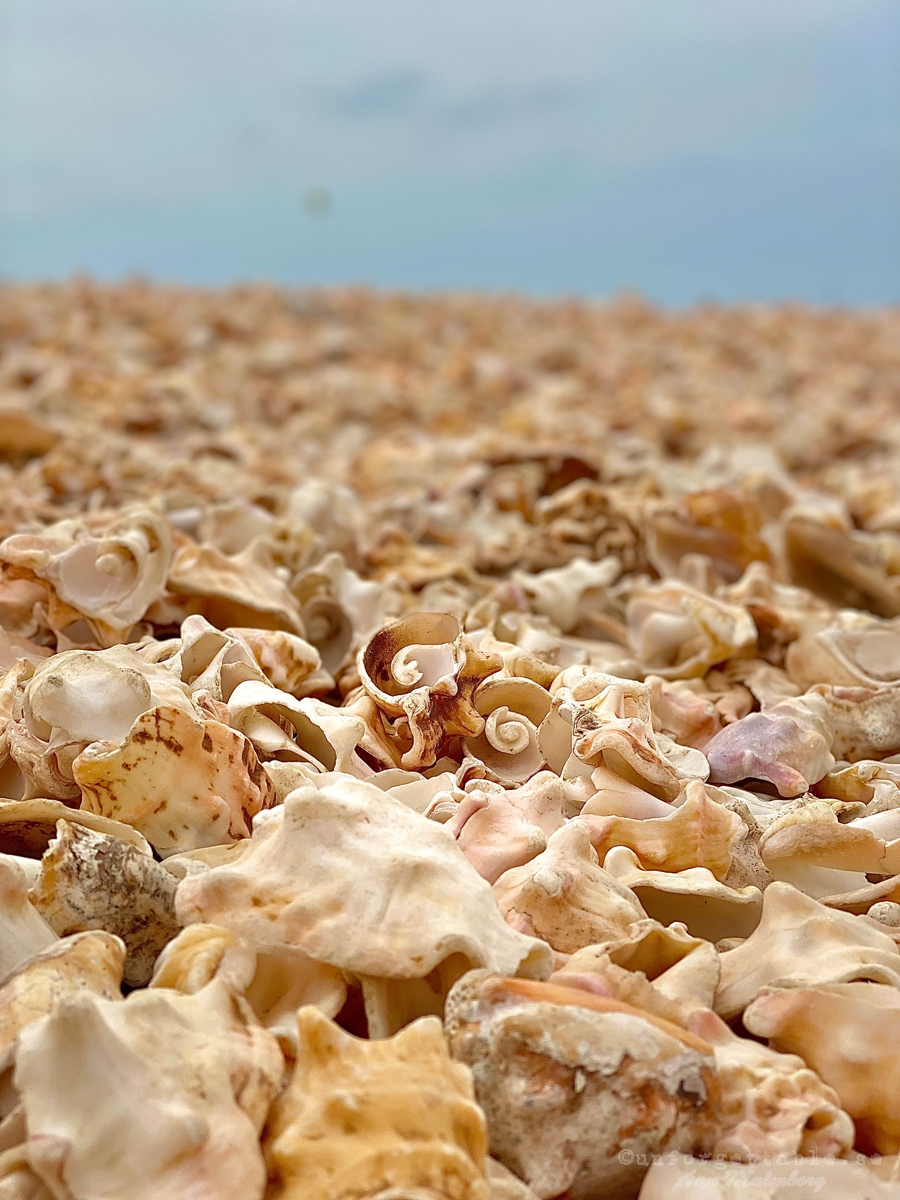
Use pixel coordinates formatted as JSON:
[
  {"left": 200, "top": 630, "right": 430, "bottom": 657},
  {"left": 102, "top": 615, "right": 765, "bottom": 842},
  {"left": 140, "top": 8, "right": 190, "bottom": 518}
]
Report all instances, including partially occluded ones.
[{"left": 1, "top": 282, "right": 900, "bottom": 1199}]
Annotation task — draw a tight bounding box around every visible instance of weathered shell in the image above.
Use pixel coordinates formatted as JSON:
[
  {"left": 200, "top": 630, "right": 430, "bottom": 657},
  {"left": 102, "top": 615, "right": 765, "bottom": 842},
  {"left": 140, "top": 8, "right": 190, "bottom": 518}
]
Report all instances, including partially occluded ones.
[
  {"left": 581, "top": 780, "right": 745, "bottom": 880},
  {"left": 0, "top": 798, "right": 151, "bottom": 859},
  {"left": 686, "top": 1007, "right": 854, "bottom": 1161},
  {"left": 744, "top": 981, "right": 900, "bottom": 1155},
  {"left": 627, "top": 581, "right": 757, "bottom": 680},
  {"left": 445, "top": 971, "right": 718, "bottom": 1200},
  {"left": 150, "top": 923, "right": 347, "bottom": 1053},
  {"left": 493, "top": 822, "right": 646, "bottom": 956},
  {"left": 7, "top": 644, "right": 196, "bottom": 802},
  {"left": 163, "top": 537, "right": 307, "bottom": 635},
  {"left": 786, "top": 611, "right": 900, "bottom": 690},
  {"left": 704, "top": 693, "right": 835, "bottom": 797},
  {"left": 0, "top": 508, "right": 172, "bottom": 645},
  {"left": 226, "top": 678, "right": 370, "bottom": 774},
  {"left": 714, "top": 882, "right": 900, "bottom": 1020},
  {"left": 14, "top": 974, "right": 283, "bottom": 1200},
  {"left": 28, "top": 821, "right": 181, "bottom": 987},
  {"left": 264, "top": 1007, "right": 489, "bottom": 1200},
  {"left": 0, "top": 858, "right": 56, "bottom": 982},
  {"left": 0, "top": 931, "right": 125, "bottom": 1073},
  {"left": 175, "top": 777, "right": 552, "bottom": 1037},
  {"left": 541, "top": 673, "right": 708, "bottom": 801},
  {"left": 602, "top": 846, "right": 763, "bottom": 944},
  {"left": 74, "top": 704, "right": 276, "bottom": 856}
]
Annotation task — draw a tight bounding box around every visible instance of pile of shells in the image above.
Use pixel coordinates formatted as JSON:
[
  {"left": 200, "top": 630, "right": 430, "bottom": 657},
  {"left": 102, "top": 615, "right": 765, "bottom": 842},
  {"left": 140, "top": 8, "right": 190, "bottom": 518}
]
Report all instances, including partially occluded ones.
[{"left": 1, "top": 282, "right": 900, "bottom": 1198}]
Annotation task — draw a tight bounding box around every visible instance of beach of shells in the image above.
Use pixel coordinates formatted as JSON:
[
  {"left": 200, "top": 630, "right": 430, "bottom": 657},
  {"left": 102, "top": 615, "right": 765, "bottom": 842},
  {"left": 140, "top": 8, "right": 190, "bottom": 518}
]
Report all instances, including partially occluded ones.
[{"left": 2, "top": 280, "right": 900, "bottom": 1199}]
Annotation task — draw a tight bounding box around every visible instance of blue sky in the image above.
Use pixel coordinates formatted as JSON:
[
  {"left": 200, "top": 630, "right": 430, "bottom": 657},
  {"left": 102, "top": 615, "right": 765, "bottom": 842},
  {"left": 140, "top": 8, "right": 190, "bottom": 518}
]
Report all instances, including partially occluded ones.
[{"left": 2, "top": 0, "right": 898, "bottom": 304}]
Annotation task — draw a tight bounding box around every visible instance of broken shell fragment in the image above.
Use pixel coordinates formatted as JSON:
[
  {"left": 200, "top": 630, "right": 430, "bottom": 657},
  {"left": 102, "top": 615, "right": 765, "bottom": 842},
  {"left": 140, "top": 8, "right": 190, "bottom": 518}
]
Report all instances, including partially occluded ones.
[
  {"left": 445, "top": 970, "right": 718, "bottom": 1200},
  {"left": 27, "top": 821, "right": 181, "bottom": 987}
]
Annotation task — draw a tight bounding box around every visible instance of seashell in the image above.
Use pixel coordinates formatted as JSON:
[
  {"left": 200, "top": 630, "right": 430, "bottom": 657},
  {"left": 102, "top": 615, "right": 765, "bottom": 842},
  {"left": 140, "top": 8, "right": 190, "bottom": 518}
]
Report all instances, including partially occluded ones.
[
  {"left": 0, "top": 858, "right": 56, "bottom": 982},
  {"left": 0, "top": 931, "right": 125, "bottom": 1078},
  {"left": 644, "top": 487, "right": 772, "bottom": 584},
  {"left": 714, "top": 881, "right": 900, "bottom": 1020},
  {"left": 511, "top": 555, "right": 621, "bottom": 633},
  {"left": 493, "top": 822, "right": 646, "bottom": 955},
  {"left": 580, "top": 779, "right": 745, "bottom": 881},
  {"left": 372, "top": 768, "right": 460, "bottom": 815},
  {"left": 0, "top": 1146, "right": 51, "bottom": 1200},
  {"left": 704, "top": 693, "right": 835, "bottom": 797},
  {"left": 637, "top": 1154, "right": 900, "bottom": 1200},
  {"left": 446, "top": 790, "right": 548, "bottom": 884},
  {"left": 744, "top": 981, "right": 900, "bottom": 1155},
  {"left": 150, "top": 923, "right": 347, "bottom": 1053},
  {"left": 0, "top": 797, "right": 151, "bottom": 859},
  {"left": 814, "top": 682, "right": 900, "bottom": 762},
  {"left": 560, "top": 918, "right": 721, "bottom": 1010},
  {"left": 786, "top": 610, "right": 900, "bottom": 690},
  {"left": 27, "top": 820, "right": 181, "bottom": 987},
  {"left": 646, "top": 674, "right": 722, "bottom": 749},
  {"left": 14, "top": 971, "right": 283, "bottom": 1200},
  {"left": 155, "top": 614, "right": 270, "bottom": 701},
  {"left": 685, "top": 1007, "right": 854, "bottom": 1161},
  {"left": 601, "top": 846, "right": 763, "bottom": 944},
  {"left": 0, "top": 508, "right": 172, "bottom": 646},
  {"left": 783, "top": 511, "right": 900, "bottom": 618},
  {"left": 227, "top": 625, "right": 322, "bottom": 695},
  {"left": 757, "top": 802, "right": 886, "bottom": 897},
  {"left": 8, "top": 644, "right": 196, "bottom": 801},
  {"left": 163, "top": 537, "right": 307, "bottom": 635},
  {"left": 175, "top": 777, "right": 552, "bottom": 1037},
  {"left": 226, "top": 678, "right": 370, "bottom": 774},
  {"left": 463, "top": 677, "right": 552, "bottom": 784},
  {"left": 445, "top": 971, "right": 718, "bottom": 1200},
  {"left": 542, "top": 673, "right": 709, "bottom": 801},
  {"left": 627, "top": 581, "right": 757, "bottom": 680},
  {"left": 264, "top": 1006, "right": 489, "bottom": 1200},
  {"left": 74, "top": 704, "right": 276, "bottom": 856},
  {"left": 358, "top": 611, "right": 502, "bottom": 771},
  {"left": 486, "top": 1157, "right": 538, "bottom": 1200},
  {"left": 581, "top": 764, "right": 678, "bottom": 818}
]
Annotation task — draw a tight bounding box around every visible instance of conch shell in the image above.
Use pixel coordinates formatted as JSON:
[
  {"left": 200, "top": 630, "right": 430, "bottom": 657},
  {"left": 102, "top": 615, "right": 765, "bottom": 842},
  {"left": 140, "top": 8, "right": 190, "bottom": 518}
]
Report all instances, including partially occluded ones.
[
  {"left": 0, "top": 858, "right": 56, "bottom": 982},
  {"left": 445, "top": 971, "right": 718, "bottom": 1200},
  {"left": 13, "top": 971, "right": 283, "bottom": 1200},
  {"left": 581, "top": 779, "right": 745, "bottom": 880},
  {"left": 714, "top": 881, "right": 900, "bottom": 1020},
  {"left": 8, "top": 645, "right": 196, "bottom": 802},
  {"left": 627, "top": 581, "right": 757, "bottom": 679},
  {"left": 264, "top": 1006, "right": 489, "bottom": 1200},
  {"left": 0, "top": 508, "right": 172, "bottom": 646},
  {"left": 175, "top": 777, "right": 552, "bottom": 1036},
  {"left": 74, "top": 704, "right": 276, "bottom": 856},
  {"left": 744, "top": 981, "right": 900, "bottom": 1155},
  {"left": 704, "top": 693, "right": 835, "bottom": 797},
  {"left": 685, "top": 1007, "right": 854, "bottom": 1161},
  {"left": 493, "top": 822, "right": 646, "bottom": 956},
  {"left": 0, "top": 931, "right": 125, "bottom": 1076}
]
